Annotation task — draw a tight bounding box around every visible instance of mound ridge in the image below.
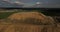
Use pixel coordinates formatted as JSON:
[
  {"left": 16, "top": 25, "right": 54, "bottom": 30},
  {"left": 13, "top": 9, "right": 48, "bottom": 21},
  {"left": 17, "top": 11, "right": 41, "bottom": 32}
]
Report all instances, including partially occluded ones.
[{"left": 7, "top": 12, "right": 55, "bottom": 25}]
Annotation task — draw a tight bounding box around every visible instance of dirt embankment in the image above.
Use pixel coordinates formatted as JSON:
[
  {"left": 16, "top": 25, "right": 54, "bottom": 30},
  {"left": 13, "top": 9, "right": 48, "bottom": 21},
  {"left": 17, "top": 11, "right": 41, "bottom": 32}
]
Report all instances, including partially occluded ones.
[
  {"left": 7, "top": 12, "right": 55, "bottom": 25},
  {"left": 0, "top": 12, "right": 60, "bottom": 32}
]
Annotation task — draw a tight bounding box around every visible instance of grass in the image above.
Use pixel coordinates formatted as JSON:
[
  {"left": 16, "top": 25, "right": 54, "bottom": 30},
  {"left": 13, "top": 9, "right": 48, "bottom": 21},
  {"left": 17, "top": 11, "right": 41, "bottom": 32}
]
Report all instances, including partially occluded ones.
[{"left": 0, "top": 12, "right": 17, "bottom": 19}]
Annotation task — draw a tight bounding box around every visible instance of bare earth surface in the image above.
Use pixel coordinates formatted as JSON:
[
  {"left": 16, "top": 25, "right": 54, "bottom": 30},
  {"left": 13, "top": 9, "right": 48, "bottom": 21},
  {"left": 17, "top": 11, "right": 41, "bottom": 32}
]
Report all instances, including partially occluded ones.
[{"left": 0, "top": 12, "right": 59, "bottom": 32}]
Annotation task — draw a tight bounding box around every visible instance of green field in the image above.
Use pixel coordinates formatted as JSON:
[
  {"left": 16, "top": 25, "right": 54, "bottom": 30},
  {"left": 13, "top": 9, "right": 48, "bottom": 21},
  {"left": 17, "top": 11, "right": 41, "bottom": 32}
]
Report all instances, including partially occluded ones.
[{"left": 0, "top": 12, "right": 16, "bottom": 19}]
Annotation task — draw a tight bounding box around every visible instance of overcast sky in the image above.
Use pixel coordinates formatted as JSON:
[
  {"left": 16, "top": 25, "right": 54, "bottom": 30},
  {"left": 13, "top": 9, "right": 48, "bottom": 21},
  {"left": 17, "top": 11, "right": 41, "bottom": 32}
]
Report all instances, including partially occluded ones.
[
  {"left": 11, "top": 0, "right": 60, "bottom": 4},
  {"left": 1, "top": 0, "right": 60, "bottom": 8}
]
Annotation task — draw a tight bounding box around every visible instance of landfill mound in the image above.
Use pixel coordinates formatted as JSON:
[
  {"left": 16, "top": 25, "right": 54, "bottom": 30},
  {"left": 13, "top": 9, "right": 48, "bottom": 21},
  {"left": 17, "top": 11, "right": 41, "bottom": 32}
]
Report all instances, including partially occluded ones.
[
  {"left": 7, "top": 12, "right": 55, "bottom": 25},
  {"left": 0, "top": 12, "right": 58, "bottom": 32},
  {"left": 0, "top": 24, "right": 55, "bottom": 32}
]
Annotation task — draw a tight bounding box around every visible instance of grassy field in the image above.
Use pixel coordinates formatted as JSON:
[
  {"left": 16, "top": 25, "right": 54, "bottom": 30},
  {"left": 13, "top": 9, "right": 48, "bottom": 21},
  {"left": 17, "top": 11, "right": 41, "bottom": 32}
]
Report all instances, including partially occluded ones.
[
  {"left": 0, "top": 9, "right": 20, "bottom": 19},
  {"left": 0, "top": 12, "right": 16, "bottom": 19}
]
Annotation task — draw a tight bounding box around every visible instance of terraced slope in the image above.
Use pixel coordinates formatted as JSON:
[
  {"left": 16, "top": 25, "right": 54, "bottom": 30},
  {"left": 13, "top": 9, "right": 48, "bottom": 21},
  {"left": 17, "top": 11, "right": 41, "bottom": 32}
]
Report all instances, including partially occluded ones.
[
  {"left": 0, "top": 12, "right": 57, "bottom": 32},
  {"left": 7, "top": 12, "right": 55, "bottom": 25}
]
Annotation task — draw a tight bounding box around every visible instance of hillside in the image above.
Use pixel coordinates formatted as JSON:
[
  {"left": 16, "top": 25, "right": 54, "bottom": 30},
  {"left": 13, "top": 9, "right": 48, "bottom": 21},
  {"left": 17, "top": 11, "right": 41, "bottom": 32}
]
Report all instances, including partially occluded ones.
[{"left": 0, "top": 10, "right": 59, "bottom": 32}]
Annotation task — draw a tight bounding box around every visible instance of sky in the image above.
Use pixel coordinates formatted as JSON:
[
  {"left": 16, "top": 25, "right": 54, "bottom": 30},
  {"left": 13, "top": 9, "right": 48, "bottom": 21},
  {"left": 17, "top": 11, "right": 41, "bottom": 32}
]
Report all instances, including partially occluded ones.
[
  {"left": 0, "top": 0, "right": 60, "bottom": 8},
  {"left": 11, "top": 0, "right": 60, "bottom": 4},
  {"left": 13, "top": 0, "right": 60, "bottom": 7}
]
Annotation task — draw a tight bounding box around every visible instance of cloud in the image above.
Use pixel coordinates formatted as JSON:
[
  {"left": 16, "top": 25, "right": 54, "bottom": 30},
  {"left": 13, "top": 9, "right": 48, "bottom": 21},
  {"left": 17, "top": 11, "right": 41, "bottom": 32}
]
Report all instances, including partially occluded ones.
[
  {"left": 3, "top": 0, "right": 14, "bottom": 4},
  {"left": 3, "top": 0, "right": 10, "bottom": 2},
  {"left": 3, "top": 0, "right": 9, "bottom": 1},
  {"left": 36, "top": 2, "right": 43, "bottom": 4},
  {"left": 3, "top": 0, "right": 25, "bottom": 5},
  {"left": 13, "top": 1, "right": 25, "bottom": 5}
]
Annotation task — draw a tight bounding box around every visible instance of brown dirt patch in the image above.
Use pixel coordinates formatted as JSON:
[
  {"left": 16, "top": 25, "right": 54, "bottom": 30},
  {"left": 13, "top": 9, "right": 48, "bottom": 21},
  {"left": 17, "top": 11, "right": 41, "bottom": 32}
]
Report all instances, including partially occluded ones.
[{"left": 7, "top": 12, "right": 55, "bottom": 25}]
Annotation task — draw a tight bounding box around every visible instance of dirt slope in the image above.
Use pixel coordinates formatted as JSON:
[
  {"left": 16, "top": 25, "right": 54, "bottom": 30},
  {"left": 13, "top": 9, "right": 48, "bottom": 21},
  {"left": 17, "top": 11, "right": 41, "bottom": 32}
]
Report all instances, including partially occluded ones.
[
  {"left": 7, "top": 12, "right": 55, "bottom": 25},
  {"left": 0, "top": 12, "right": 59, "bottom": 32}
]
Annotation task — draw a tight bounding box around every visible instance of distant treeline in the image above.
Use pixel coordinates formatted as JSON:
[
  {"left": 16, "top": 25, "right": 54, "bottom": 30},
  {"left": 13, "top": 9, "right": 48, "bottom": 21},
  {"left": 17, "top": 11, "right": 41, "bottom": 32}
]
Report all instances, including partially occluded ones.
[{"left": 0, "top": 8, "right": 60, "bottom": 16}]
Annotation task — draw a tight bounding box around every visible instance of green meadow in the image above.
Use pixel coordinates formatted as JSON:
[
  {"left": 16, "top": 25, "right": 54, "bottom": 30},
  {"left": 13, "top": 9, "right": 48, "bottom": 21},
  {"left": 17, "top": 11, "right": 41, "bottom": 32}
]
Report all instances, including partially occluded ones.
[{"left": 0, "top": 12, "right": 15, "bottom": 19}]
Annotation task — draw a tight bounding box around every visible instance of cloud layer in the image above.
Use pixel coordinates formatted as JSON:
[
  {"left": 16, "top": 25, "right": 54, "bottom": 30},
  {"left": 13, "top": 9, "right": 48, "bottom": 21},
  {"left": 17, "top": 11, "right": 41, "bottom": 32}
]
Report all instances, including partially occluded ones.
[{"left": 0, "top": 0, "right": 60, "bottom": 8}]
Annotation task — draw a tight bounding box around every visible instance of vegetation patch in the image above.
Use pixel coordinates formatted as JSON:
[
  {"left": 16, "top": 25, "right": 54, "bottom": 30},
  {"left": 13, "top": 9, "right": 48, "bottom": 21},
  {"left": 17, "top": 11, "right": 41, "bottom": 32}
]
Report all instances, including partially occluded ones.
[{"left": 0, "top": 12, "right": 17, "bottom": 19}]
